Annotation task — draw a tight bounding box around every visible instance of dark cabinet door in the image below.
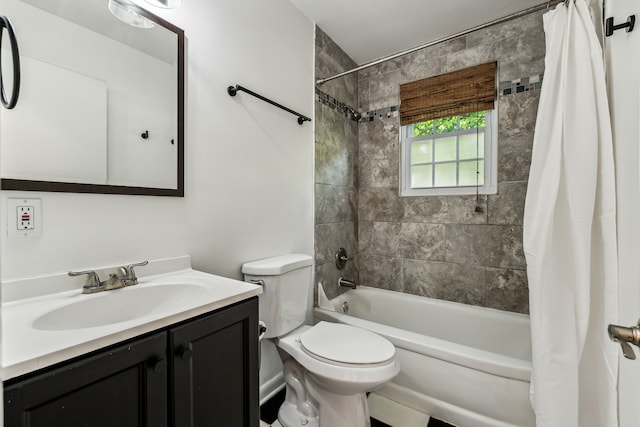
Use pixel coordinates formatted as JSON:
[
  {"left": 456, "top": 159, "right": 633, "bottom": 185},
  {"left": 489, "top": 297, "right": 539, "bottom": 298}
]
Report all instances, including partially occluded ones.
[
  {"left": 170, "top": 298, "right": 259, "bottom": 427},
  {"left": 4, "top": 332, "right": 168, "bottom": 427}
]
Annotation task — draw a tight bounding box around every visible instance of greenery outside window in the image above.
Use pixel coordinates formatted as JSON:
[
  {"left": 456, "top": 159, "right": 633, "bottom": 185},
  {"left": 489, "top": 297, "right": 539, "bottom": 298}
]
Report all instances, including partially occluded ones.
[{"left": 400, "top": 110, "right": 497, "bottom": 196}]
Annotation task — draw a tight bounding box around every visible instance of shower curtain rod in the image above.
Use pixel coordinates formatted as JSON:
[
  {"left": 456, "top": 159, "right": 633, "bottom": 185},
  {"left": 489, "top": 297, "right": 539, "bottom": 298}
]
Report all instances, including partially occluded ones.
[{"left": 316, "top": 0, "right": 564, "bottom": 86}]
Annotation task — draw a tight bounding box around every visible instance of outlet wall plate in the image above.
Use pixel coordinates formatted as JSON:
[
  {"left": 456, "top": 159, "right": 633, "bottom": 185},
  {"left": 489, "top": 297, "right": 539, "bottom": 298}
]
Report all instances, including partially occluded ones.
[{"left": 8, "top": 198, "right": 42, "bottom": 238}]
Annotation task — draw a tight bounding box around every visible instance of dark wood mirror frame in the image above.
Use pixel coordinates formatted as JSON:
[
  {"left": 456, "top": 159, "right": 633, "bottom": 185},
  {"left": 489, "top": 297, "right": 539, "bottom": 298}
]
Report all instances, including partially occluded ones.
[{"left": 1, "top": 5, "right": 185, "bottom": 197}]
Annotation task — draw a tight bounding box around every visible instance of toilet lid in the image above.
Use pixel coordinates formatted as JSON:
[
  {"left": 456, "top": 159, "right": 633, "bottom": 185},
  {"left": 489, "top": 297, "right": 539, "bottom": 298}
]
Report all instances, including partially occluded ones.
[{"left": 299, "top": 322, "right": 395, "bottom": 365}]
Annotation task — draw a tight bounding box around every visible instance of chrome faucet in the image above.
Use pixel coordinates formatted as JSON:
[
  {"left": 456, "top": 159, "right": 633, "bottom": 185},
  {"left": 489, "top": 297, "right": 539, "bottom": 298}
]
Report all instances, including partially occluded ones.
[
  {"left": 69, "top": 260, "right": 148, "bottom": 294},
  {"left": 338, "top": 277, "right": 357, "bottom": 289}
]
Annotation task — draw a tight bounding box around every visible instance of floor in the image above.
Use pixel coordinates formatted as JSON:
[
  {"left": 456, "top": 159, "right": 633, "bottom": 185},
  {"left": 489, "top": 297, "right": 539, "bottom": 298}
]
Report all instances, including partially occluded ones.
[
  {"left": 261, "top": 418, "right": 455, "bottom": 427},
  {"left": 260, "top": 389, "right": 456, "bottom": 427}
]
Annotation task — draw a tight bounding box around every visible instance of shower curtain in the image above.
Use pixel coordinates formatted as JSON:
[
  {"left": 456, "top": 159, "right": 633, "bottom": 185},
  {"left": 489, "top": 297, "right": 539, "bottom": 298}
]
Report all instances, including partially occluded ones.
[{"left": 523, "top": 1, "right": 618, "bottom": 426}]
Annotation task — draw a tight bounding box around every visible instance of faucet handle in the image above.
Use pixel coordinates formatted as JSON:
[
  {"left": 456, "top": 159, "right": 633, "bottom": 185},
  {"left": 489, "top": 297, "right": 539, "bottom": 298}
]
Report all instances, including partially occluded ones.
[
  {"left": 126, "top": 260, "right": 148, "bottom": 273},
  {"left": 68, "top": 270, "right": 103, "bottom": 293},
  {"left": 123, "top": 260, "right": 148, "bottom": 285}
]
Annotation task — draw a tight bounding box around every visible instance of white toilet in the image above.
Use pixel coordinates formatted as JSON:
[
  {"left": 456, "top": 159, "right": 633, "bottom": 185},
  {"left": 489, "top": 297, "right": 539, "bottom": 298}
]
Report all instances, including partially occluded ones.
[{"left": 242, "top": 254, "right": 399, "bottom": 427}]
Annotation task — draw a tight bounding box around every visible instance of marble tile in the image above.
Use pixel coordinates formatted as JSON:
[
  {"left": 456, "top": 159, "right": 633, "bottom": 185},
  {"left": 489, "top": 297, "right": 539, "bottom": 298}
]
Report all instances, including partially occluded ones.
[
  {"left": 485, "top": 267, "right": 529, "bottom": 314},
  {"left": 315, "top": 184, "right": 357, "bottom": 224},
  {"left": 358, "top": 188, "right": 404, "bottom": 222},
  {"left": 358, "top": 254, "right": 404, "bottom": 291},
  {"left": 314, "top": 221, "right": 357, "bottom": 265},
  {"left": 403, "top": 195, "right": 488, "bottom": 224},
  {"left": 445, "top": 224, "right": 525, "bottom": 269},
  {"left": 398, "top": 223, "right": 446, "bottom": 261},
  {"left": 358, "top": 78, "right": 370, "bottom": 112},
  {"left": 358, "top": 117, "right": 400, "bottom": 159},
  {"left": 315, "top": 27, "right": 358, "bottom": 106},
  {"left": 498, "top": 91, "right": 540, "bottom": 139},
  {"left": 367, "top": 221, "right": 402, "bottom": 256},
  {"left": 498, "top": 133, "right": 534, "bottom": 182},
  {"left": 466, "top": 10, "right": 544, "bottom": 48},
  {"left": 358, "top": 220, "right": 373, "bottom": 254},
  {"left": 315, "top": 141, "right": 357, "bottom": 187},
  {"left": 424, "top": 37, "right": 468, "bottom": 59},
  {"left": 358, "top": 116, "right": 400, "bottom": 189},
  {"left": 361, "top": 222, "right": 446, "bottom": 261},
  {"left": 316, "top": 59, "right": 358, "bottom": 107},
  {"left": 399, "top": 56, "right": 443, "bottom": 89},
  {"left": 403, "top": 259, "right": 486, "bottom": 305},
  {"left": 359, "top": 155, "right": 399, "bottom": 189},
  {"left": 367, "top": 69, "right": 403, "bottom": 111},
  {"left": 488, "top": 181, "right": 527, "bottom": 226},
  {"left": 321, "top": 260, "right": 358, "bottom": 300},
  {"left": 444, "top": 31, "right": 544, "bottom": 83},
  {"left": 315, "top": 104, "right": 358, "bottom": 187},
  {"left": 315, "top": 29, "right": 356, "bottom": 73},
  {"left": 357, "top": 37, "right": 464, "bottom": 81}
]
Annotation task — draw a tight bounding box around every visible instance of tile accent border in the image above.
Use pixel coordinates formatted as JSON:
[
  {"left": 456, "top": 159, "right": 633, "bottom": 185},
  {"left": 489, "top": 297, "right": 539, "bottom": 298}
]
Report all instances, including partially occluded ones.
[
  {"left": 316, "top": 88, "right": 360, "bottom": 121},
  {"left": 348, "top": 72, "right": 546, "bottom": 124},
  {"left": 360, "top": 106, "right": 399, "bottom": 122},
  {"left": 499, "top": 73, "right": 544, "bottom": 95}
]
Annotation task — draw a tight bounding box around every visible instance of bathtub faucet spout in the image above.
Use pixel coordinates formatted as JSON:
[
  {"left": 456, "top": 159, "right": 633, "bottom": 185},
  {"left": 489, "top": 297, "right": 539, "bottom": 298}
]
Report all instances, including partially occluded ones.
[{"left": 338, "top": 277, "right": 357, "bottom": 289}]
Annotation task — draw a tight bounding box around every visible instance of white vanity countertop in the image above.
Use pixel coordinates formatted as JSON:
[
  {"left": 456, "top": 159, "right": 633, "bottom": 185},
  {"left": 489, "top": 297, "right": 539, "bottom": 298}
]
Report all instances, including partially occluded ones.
[{"left": 2, "top": 258, "right": 262, "bottom": 380}]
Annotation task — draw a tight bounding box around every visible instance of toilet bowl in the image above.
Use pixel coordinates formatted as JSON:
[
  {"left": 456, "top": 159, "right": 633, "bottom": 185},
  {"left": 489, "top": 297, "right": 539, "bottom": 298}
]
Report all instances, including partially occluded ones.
[
  {"left": 277, "top": 323, "right": 399, "bottom": 427},
  {"left": 242, "top": 254, "right": 399, "bottom": 427}
]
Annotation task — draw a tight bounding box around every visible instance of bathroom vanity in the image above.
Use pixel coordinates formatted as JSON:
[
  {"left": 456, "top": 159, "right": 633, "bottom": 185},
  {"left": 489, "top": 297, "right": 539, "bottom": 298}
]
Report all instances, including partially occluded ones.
[{"left": 2, "top": 256, "right": 261, "bottom": 427}]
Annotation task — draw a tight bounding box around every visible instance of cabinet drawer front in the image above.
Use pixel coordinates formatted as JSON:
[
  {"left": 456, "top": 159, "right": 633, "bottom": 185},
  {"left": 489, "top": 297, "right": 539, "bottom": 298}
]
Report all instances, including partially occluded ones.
[{"left": 4, "top": 332, "right": 168, "bottom": 427}]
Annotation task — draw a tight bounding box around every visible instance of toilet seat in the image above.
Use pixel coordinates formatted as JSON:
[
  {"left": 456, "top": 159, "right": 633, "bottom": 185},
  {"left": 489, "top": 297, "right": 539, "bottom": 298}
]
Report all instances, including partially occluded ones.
[
  {"left": 299, "top": 322, "right": 395, "bottom": 366},
  {"left": 278, "top": 323, "right": 400, "bottom": 395}
]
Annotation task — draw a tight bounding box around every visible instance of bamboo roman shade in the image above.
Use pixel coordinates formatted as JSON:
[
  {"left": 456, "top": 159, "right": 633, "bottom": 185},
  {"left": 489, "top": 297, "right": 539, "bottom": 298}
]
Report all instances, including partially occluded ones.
[{"left": 399, "top": 61, "right": 497, "bottom": 126}]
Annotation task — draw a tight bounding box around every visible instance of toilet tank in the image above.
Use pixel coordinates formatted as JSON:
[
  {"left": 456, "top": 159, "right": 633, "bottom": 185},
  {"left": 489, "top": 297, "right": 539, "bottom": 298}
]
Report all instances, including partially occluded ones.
[{"left": 242, "top": 254, "right": 313, "bottom": 339}]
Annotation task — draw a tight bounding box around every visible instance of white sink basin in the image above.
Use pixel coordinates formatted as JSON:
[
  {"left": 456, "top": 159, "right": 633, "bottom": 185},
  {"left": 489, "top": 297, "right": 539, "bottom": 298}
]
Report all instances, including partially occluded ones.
[
  {"left": 3, "top": 261, "right": 263, "bottom": 380},
  {"left": 32, "top": 283, "right": 209, "bottom": 331}
]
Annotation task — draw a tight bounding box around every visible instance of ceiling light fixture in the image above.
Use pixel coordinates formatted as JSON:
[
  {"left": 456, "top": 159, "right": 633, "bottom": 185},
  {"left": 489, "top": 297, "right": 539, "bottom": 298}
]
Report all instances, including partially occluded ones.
[
  {"left": 144, "top": 0, "right": 182, "bottom": 9},
  {"left": 108, "top": 0, "right": 155, "bottom": 29}
]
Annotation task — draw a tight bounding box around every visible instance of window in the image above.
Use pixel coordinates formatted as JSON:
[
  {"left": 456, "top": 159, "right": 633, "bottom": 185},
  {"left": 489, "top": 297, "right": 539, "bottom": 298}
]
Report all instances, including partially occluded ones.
[
  {"left": 398, "top": 61, "right": 498, "bottom": 196},
  {"left": 400, "top": 110, "right": 497, "bottom": 196}
]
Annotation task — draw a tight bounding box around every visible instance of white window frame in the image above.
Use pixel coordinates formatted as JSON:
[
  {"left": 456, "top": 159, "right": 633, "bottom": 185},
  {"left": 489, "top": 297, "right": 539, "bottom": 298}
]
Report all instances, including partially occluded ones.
[{"left": 399, "top": 110, "right": 498, "bottom": 197}]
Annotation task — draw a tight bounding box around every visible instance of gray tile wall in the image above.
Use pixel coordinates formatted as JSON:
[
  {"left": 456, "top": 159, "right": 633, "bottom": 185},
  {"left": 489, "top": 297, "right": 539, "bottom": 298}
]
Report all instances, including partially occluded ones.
[
  {"left": 315, "top": 11, "right": 544, "bottom": 314},
  {"left": 314, "top": 28, "right": 359, "bottom": 301}
]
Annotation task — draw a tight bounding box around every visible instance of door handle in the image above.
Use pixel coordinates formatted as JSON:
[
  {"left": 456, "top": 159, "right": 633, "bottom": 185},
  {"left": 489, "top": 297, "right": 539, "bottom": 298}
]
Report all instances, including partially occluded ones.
[{"left": 608, "top": 320, "right": 640, "bottom": 360}]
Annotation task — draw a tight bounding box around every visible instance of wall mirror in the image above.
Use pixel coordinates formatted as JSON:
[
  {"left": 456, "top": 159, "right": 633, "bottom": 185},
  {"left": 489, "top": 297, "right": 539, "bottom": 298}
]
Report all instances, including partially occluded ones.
[{"left": 0, "top": 0, "right": 184, "bottom": 196}]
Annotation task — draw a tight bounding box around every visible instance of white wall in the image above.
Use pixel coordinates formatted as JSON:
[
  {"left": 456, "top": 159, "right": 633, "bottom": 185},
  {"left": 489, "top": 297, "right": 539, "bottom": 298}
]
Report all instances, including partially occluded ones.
[
  {"left": 605, "top": 0, "right": 640, "bottom": 423},
  {"left": 1, "top": 0, "right": 314, "bottom": 282},
  {"left": 168, "top": 0, "right": 315, "bottom": 278}
]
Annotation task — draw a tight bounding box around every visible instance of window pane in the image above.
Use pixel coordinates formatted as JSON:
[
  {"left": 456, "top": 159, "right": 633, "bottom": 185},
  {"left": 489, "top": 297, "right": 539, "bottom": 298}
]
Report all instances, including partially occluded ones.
[
  {"left": 477, "top": 111, "right": 486, "bottom": 128},
  {"left": 459, "top": 111, "right": 485, "bottom": 130},
  {"left": 434, "top": 136, "right": 457, "bottom": 161},
  {"left": 435, "top": 116, "right": 458, "bottom": 134},
  {"left": 459, "top": 132, "right": 484, "bottom": 160},
  {"left": 413, "top": 120, "right": 434, "bottom": 136},
  {"left": 434, "top": 162, "right": 456, "bottom": 187},
  {"left": 459, "top": 160, "right": 482, "bottom": 186},
  {"left": 411, "top": 165, "right": 432, "bottom": 188},
  {"left": 411, "top": 140, "right": 432, "bottom": 164}
]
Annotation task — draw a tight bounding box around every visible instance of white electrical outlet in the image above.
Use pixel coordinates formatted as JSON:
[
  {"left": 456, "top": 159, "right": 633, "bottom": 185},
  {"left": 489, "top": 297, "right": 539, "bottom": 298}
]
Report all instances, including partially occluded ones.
[
  {"left": 8, "top": 198, "right": 42, "bottom": 238},
  {"left": 17, "top": 205, "right": 35, "bottom": 230}
]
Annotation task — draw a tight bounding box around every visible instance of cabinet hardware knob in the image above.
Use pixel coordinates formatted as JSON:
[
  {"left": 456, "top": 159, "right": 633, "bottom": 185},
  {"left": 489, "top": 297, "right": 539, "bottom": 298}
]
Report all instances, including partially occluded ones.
[
  {"left": 151, "top": 358, "right": 166, "bottom": 374},
  {"left": 179, "top": 346, "right": 193, "bottom": 361}
]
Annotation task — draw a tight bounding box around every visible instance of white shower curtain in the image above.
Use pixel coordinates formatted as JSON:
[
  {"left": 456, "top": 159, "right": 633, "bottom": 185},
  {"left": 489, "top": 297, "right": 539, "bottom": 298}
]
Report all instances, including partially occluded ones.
[{"left": 523, "top": 1, "right": 618, "bottom": 426}]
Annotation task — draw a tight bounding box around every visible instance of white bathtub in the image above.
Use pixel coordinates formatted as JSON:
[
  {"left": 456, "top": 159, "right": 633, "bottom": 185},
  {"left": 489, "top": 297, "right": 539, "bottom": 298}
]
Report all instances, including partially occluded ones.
[{"left": 314, "top": 286, "right": 535, "bottom": 427}]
